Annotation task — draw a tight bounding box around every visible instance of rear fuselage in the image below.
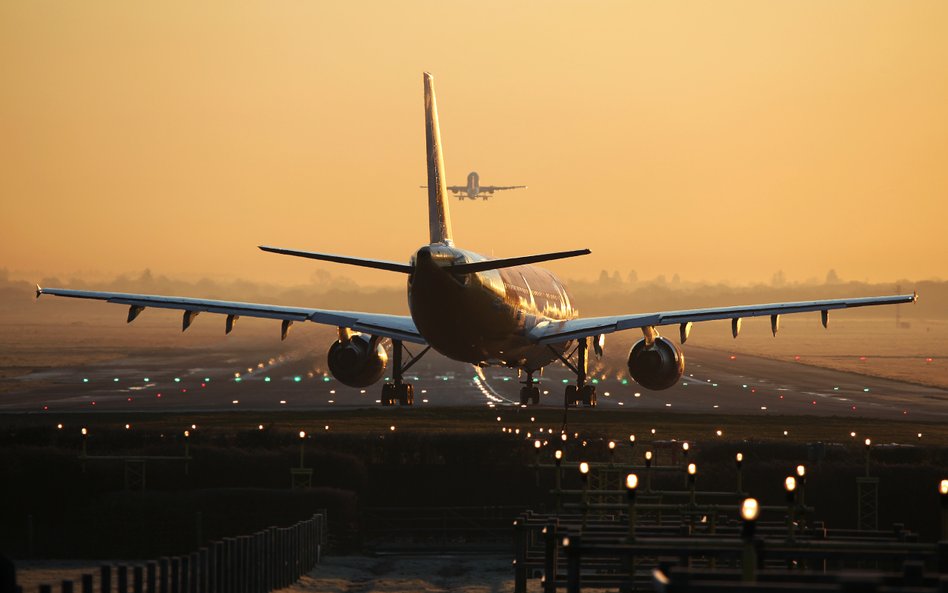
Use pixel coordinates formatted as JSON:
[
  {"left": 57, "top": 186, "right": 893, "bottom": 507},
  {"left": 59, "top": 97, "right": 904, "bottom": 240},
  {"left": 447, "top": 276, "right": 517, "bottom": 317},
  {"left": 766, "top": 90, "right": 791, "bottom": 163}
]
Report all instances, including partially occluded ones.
[
  {"left": 407, "top": 244, "right": 575, "bottom": 371},
  {"left": 465, "top": 171, "right": 479, "bottom": 198}
]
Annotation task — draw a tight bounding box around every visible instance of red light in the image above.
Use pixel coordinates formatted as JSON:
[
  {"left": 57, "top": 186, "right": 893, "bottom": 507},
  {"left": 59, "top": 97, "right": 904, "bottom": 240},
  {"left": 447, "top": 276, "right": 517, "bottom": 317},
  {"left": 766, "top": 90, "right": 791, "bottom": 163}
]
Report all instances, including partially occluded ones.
[
  {"left": 729, "top": 355, "right": 736, "bottom": 360},
  {"left": 127, "top": 397, "right": 132, "bottom": 402},
  {"left": 851, "top": 406, "right": 857, "bottom": 411},
  {"left": 812, "top": 400, "right": 816, "bottom": 405},
  {"left": 751, "top": 388, "right": 756, "bottom": 393},
  {"left": 926, "top": 358, "right": 933, "bottom": 363},
  {"left": 43, "top": 406, "right": 48, "bottom": 411},
  {"left": 91, "top": 401, "right": 96, "bottom": 406},
  {"left": 182, "top": 389, "right": 187, "bottom": 393},
  {"left": 157, "top": 393, "right": 162, "bottom": 398},
  {"left": 779, "top": 395, "right": 784, "bottom": 399},
  {"left": 859, "top": 356, "right": 867, "bottom": 361},
  {"left": 794, "top": 355, "right": 800, "bottom": 361},
  {"left": 201, "top": 383, "right": 206, "bottom": 388}
]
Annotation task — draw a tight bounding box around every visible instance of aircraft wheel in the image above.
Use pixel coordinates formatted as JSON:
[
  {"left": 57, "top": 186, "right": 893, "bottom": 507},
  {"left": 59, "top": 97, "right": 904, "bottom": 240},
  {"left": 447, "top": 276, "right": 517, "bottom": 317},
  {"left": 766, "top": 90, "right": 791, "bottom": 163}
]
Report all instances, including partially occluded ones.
[
  {"left": 519, "top": 386, "right": 530, "bottom": 406},
  {"left": 381, "top": 384, "right": 396, "bottom": 406},
  {"left": 397, "top": 383, "right": 414, "bottom": 406},
  {"left": 581, "top": 385, "right": 597, "bottom": 407},
  {"left": 565, "top": 385, "right": 578, "bottom": 406},
  {"left": 530, "top": 387, "right": 540, "bottom": 405}
]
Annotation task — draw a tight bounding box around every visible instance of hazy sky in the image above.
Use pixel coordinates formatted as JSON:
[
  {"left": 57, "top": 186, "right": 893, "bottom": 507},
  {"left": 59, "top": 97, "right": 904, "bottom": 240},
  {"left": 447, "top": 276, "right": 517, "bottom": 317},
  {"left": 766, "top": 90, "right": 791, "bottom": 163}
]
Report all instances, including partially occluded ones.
[{"left": 2, "top": 1, "right": 946, "bottom": 288}]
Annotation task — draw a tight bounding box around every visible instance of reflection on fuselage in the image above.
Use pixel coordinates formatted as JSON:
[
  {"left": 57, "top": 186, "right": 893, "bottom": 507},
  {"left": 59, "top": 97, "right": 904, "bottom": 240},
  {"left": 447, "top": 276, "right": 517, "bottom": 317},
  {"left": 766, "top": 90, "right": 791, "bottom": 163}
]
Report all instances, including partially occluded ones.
[{"left": 407, "top": 245, "right": 575, "bottom": 371}]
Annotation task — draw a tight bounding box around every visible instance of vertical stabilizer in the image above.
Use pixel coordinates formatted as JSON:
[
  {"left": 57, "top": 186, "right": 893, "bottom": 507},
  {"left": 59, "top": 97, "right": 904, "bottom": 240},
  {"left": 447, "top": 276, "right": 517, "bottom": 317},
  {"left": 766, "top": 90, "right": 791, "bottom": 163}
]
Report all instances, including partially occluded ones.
[{"left": 424, "top": 72, "right": 454, "bottom": 245}]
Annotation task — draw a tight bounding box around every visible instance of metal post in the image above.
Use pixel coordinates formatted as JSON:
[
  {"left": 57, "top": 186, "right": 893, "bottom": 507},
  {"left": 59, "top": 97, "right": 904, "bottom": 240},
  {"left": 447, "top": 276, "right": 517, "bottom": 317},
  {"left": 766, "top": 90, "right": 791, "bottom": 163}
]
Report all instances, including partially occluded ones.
[
  {"left": 81, "top": 574, "right": 93, "bottom": 593},
  {"left": 100, "top": 566, "right": 111, "bottom": 593},
  {"left": 170, "top": 559, "right": 179, "bottom": 593},
  {"left": 133, "top": 566, "right": 143, "bottom": 593},
  {"left": 62, "top": 580, "right": 74, "bottom": 593},
  {"left": 118, "top": 567, "right": 128, "bottom": 593},
  {"left": 158, "top": 559, "right": 168, "bottom": 593},
  {"left": 145, "top": 563, "right": 156, "bottom": 593},
  {"left": 513, "top": 520, "right": 526, "bottom": 593}
]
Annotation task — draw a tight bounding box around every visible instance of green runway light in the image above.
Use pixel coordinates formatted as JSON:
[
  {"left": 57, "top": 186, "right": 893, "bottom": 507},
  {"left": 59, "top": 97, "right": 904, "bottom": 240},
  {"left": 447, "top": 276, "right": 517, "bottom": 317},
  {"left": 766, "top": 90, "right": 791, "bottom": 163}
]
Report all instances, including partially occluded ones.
[
  {"left": 82, "top": 378, "right": 89, "bottom": 383},
  {"left": 443, "top": 377, "right": 448, "bottom": 381},
  {"left": 503, "top": 377, "right": 510, "bottom": 382},
  {"left": 234, "top": 377, "right": 242, "bottom": 382},
  {"left": 863, "top": 388, "right": 870, "bottom": 392},
  {"left": 323, "top": 377, "right": 331, "bottom": 382},
  {"left": 264, "top": 377, "right": 271, "bottom": 382},
  {"left": 204, "top": 377, "right": 211, "bottom": 382},
  {"left": 114, "top": 378, "right": 119, "bottom": 382},
  {"left": 294, "top": 376, "right": 302, "bottom": 383},
  {"left": 174, "top": 378, "right": 181, "bottom": 383},
  {"left": 833, "top": 386, "right": 839, "bottom": 391},
  {"left": 144, "top": 378, "right": 150, "bottom": 382},
  {"left": 591, "top": 379, "right": 599, "bottom": 384},
  {"left": 621, "top": 379, "right": 629, "bottom": 385},
  {"left": 712, "top": 383, "right": 718, "bottom": 387}
]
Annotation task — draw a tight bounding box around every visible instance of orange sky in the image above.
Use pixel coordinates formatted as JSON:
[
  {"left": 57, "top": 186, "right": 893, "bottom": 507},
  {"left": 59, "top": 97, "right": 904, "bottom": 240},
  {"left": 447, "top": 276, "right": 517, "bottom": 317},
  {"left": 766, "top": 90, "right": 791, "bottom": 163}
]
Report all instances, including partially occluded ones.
[{"left": 2, "top": 1, "right": 946, "bottom": 288}]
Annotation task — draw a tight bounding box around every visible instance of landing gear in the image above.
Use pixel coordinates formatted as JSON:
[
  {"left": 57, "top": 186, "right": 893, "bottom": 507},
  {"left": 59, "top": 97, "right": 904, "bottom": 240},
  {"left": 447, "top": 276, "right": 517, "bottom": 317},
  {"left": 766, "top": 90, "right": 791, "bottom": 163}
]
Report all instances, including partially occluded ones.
[
  {"left": 380, "top": 340, "right": 430, "bottom": 406},
  {"left": 549, "top": 337, "right": 597, "bottom": 408},
  {"left": 519, "top": 371, "right": 541, "bottom": 406}
]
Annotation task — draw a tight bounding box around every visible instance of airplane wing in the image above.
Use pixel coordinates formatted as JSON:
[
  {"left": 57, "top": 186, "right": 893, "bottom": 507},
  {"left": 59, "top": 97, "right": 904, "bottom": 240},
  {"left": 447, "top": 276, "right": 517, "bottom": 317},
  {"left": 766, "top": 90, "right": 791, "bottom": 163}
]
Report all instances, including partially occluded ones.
[
  {"left": 36, "top": 287, "right": 425, "bottom": 344},
  {"left": 529, "top": 293, "right": 917, "bottom": 344},
  {"left": 420, "top": 185, "right": 466, "bottom": 195},
  {"left": 480, "top": 185, "right": 527, "bottom": 193}
]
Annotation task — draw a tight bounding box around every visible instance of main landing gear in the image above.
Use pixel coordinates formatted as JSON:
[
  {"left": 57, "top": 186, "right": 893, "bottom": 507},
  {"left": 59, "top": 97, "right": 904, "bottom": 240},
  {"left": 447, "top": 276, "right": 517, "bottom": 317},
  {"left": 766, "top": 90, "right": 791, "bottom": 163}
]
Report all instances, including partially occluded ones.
[
  {"left": 519, "top": 371, "right": 541, "bottom": 406},
  {"left": 381, "top": 340, "right": 430, "bottom": 406},
  {"left": 548, "top": 337, "right": 597, "bottom": 408}
]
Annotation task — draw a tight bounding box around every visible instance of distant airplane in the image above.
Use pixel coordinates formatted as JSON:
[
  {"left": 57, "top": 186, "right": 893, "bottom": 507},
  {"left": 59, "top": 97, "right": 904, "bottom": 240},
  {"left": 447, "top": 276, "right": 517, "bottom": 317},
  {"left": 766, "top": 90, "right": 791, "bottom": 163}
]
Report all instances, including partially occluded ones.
[
  {"left": 38, "top": 73, "right": 916, "bottom": 408},
  {"left": 421, "top": 171, "right": 526, "bottom": 200}
]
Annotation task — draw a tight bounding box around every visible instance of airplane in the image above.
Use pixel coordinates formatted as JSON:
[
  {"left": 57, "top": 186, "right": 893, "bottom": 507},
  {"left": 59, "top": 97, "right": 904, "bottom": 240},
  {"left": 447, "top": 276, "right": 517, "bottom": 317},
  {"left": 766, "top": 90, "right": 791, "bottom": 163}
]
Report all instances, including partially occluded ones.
[
  {"left": 421, "top": 171, "right": 526, "bottom": 200},
  {"left": 37, "top": 72, "right": 917, "bottom": 408}
]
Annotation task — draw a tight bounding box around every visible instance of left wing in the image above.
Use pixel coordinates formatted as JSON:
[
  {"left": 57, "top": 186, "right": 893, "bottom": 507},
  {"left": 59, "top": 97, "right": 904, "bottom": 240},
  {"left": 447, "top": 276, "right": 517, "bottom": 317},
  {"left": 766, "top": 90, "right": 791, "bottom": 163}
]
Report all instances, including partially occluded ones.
[
  {"left": 530, "top": 293, "right": 917, "bottom": 344},
  {"left": 480, "top": 185, "right": 527, "bottom": 193},
  {"left": 36, "top": 287, "right": 425, "bottom": 344}
]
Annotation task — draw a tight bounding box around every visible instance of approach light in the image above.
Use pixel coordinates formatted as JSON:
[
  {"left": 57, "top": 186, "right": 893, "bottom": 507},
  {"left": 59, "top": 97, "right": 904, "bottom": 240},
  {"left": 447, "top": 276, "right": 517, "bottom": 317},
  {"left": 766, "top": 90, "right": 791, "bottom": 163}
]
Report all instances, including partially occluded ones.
[
  {"left": 650, "top": 428, "right": 656, "bottom": 435},
  {"left": 299, "top": 431, "right": 306, "bottom": 439},
  {"left": 940, "top": 479, "right": 948, "bottom": 496},
  {"left": 741, "top": 498, "right": 760, "bottom": 522},
  {"left": 258, "top": 424, "right": 264, "bottom": 430},
  {"left": 687, "top": 463, "right": 696, "bottom": 476},
  {"left": 561, "top": 433, "right": 568, "bottom": 442},
  {"left": 625, "top": 474, "right": 638, "bottom": 491},
  {"left": 125, "top": 424, "right": 130, "bottom": 430},
  {"left": 608, "top": 441, "right": 616, "bottom": 450},
  {"left": 390, "top": 425, "right": 396, "bottom": 432},
  {"left": 579, "top": 461, "right": 590, "bottom": 475},
  {"left": 716, "top": 429, "right": 723, "bottom": 437},
  {"left": 554, "top": 449, "right": 563, "bottom": 461},
  {"left": 184, "top": 430, "right": 190, "bottom": 438},
  {"left": 850, "top": 431, "right": 857, "bottom": 438},
  {"left": 534, "top": 440, "right": 541, "bottom": 449},
  {"left": 918, "top": 433, "right": 923, "bottom": 439},
  {"left": 57, "top": 423, "right": 63, "bottom": 430},
  {"left": 736, "top": 452, "right": 743, "bottom": 464},
  {"left": 81, "top": 428, "right": 88, "bottom": 436},
  {"left": 796, "top": 465, "right": 806, "bottom": 478},
  {"left": 629, "top": 434, "right": 636, "bottom": 444},
  {"left": 784, "top": 476, "right": 797, "bottom": 492},
  {"left": 645, "top": 451, "right": 653, "bottom": 468},
  {"left": 514, "top": 429, "right": 520, "bottom": 435},
  {"left": 497, "top": 416, "right": 501, "bottom": 422},
  {"left": 864, "top": 438, "right": 871, "bottom": 448},
  {"left": 682, "top": 442, "right": 690, "bottom": 453}
]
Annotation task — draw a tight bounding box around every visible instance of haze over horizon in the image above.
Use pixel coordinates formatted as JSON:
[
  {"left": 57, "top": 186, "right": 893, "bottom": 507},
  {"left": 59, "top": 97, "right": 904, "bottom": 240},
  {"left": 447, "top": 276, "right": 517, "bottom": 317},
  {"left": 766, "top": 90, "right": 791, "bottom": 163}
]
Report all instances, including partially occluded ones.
[{"left": 2, "top": 2, "right": 945, "bottom": 288}]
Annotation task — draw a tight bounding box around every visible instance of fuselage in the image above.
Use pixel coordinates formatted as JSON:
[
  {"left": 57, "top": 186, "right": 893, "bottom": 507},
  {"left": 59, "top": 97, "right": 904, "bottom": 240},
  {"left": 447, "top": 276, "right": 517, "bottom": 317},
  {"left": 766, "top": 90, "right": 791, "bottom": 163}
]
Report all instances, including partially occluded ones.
[
  {"left": 464, "top": 171, "right": 480, "bottom": 199},
  {"left": 407, "top": 243, "right": 575, "bottom": 371}
]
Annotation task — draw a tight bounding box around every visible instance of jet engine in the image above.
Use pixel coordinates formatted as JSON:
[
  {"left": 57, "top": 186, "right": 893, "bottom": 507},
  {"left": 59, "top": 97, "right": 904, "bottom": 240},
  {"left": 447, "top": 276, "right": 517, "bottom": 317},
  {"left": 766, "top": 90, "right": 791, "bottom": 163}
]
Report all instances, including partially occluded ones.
[
  {"left": 327, "top": 333, "right": 388, "bottom": 388},
  {"left": 626, "top": 336, "right": 685, "bottom": 391}
]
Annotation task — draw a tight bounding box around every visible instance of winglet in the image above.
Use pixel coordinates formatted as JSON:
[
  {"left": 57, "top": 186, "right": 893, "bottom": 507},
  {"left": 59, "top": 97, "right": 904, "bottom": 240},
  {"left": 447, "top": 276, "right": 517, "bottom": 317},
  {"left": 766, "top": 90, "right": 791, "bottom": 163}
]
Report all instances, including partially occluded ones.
[
  {"left": 35, "top": 284, "right": 43, "bottom": 299},
  {"left": 913, "top": 290, "right": 918, "bottom": 303},
  {"left": 424, "top": 72, "right": 454, "bottom": 245}
]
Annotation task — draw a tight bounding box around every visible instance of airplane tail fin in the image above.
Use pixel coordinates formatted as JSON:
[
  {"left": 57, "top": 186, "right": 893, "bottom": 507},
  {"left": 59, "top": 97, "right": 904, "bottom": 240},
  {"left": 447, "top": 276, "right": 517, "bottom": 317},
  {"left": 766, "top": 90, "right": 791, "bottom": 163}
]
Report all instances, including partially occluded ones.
[{"left": 424, "top": 72, "right": 454, "bottom": 245}]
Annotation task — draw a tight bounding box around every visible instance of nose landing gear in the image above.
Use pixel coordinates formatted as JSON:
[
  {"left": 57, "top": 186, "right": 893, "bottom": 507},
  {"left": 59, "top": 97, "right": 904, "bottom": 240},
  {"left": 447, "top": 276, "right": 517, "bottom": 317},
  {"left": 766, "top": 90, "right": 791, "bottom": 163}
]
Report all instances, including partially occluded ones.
[{"left": 381, "top": 340, "right": 430, "bottom": 406}]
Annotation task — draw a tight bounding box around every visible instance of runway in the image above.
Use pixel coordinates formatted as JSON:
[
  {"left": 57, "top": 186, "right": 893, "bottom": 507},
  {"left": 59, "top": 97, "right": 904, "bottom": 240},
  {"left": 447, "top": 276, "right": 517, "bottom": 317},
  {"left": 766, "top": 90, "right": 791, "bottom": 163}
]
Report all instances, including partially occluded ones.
[{"left": 2, "top": 345, "right": 946, "bottom": 420}]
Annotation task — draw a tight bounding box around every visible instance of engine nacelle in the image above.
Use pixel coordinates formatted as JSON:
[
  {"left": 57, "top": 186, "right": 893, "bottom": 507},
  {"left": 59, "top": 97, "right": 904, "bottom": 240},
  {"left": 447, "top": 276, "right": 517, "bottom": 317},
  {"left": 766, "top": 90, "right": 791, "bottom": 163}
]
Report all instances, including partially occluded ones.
[
  {"left": 627, "top": 336, "right": 685, "bottom": 391},
  {"left": 327, "top": 334, "right": 388, "bottom": 388}
]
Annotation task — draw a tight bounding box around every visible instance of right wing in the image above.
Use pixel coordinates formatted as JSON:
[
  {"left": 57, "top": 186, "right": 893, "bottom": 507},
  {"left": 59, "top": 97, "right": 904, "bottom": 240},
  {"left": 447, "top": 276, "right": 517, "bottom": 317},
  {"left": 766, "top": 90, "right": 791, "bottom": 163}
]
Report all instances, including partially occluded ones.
[{"left": 36, "top": 287, "right": 425, "bottom": 344}]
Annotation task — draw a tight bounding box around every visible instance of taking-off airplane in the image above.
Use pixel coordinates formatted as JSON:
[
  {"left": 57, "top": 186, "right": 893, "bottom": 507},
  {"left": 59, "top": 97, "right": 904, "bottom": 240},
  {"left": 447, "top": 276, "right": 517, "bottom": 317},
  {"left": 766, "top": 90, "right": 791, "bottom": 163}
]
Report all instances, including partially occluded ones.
[
  {"left": 38, "top": 73, "right": 916, "bottom": 407},
  {"left": 421, "top": 171, "right": 526, "bottom": 200}
]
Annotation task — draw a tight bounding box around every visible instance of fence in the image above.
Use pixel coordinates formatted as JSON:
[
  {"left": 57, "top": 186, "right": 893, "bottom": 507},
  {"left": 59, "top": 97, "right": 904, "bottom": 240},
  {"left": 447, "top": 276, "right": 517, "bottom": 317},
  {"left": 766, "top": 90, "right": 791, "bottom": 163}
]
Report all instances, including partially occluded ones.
[{"left": 11, "top": 514, "right": 325, "bottom": 593}]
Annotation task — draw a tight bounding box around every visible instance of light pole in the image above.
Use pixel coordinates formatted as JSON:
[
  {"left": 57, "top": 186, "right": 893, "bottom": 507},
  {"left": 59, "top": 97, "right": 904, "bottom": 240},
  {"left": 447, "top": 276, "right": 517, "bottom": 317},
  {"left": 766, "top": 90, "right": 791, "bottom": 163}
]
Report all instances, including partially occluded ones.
[
  {"left": 80, "top": 427, "right": 88, "bottom": 472},
  {"left": 298, "top": 431, "right": 306, "bottom": 468},
  {"left": 644, "top": 451, "right": 653, "bottom": 492},
  {"left": 687, "top": 463, "right": 697, "bottom": 505},
  {"left": 735, "top": 452, "right": 744, "bottom": 494},
  {"left": 864, "top": 438, "right": 872, "bottom": 477},
  {"left": 579, "top": 461, "right": 590, "bottom": 529},
  {"left": 940, "top": 479, "right": 948, "bottom": 540},
  {"left": 740, "top": 498, "right": 759, "bottom": 582},
  {"left": 608, "top": 440, "right": 616, "bottom": 465},
  {"left": 183, "top": 430, "right": 190, "bottom": 475},
  {"left": 795, "top": 465, "right": 806, "bottom": 508},
  {"left": 784, "top": 476, "right": 797, "bottom": 542},
  {"left": 625, "top": 474, "right": 638, "bottom": 541},
  {"left": 554, "top": 449, "right": 564, "bottom": 512}
]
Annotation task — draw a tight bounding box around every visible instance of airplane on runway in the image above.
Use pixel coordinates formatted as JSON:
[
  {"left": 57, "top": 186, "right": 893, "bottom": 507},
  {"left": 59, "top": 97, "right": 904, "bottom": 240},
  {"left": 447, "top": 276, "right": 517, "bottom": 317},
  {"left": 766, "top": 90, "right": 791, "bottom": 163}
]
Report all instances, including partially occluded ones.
[
  {"left": 37, "top": 73, "right": 917, "bottom": 407},
  {"left": 421, "top": 171, "right": 526, "bottom": 200}
]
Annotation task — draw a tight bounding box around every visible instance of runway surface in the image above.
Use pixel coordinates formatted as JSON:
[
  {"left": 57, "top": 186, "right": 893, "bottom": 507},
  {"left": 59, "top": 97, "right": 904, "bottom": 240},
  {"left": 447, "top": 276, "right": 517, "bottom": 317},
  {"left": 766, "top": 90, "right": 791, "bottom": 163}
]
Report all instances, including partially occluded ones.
[{"left": 2, "top": 345, "right": 946, "bottom": 420}]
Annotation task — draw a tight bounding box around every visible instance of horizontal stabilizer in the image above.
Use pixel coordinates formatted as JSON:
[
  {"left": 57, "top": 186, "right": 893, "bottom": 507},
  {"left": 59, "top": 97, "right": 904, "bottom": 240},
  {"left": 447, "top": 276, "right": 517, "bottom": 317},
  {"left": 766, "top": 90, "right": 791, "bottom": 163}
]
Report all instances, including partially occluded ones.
[
  {"left": 449, "top": 249, "right": 591, "bottom": 274},
  {"left": 259, "top": 246, "right": 411, "bottom": 273}
]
